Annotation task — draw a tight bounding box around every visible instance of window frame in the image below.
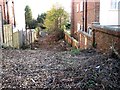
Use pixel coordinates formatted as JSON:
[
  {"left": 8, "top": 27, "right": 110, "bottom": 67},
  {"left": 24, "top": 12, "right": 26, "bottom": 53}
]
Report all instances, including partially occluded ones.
[
  {"left": 77, "top": 23, "right": 81, "bottom": 32},
  {"left": 110, "top": 0, "right": 119, "bottom": 10},
  {"left": 80, "top": 0, "right": 83, "bottom": 12},
  {"left": 76, "top": 4, "right": 79, "bottom": 13}
]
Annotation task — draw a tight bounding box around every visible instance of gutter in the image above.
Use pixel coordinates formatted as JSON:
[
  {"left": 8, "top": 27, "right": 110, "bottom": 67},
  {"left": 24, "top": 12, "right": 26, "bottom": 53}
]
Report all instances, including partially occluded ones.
[
  {"left": 85, "top": 0, "right": 87, "bottom": 32},
  {"left": 83, "top": 0, "right": 84, "bottom": 31}
]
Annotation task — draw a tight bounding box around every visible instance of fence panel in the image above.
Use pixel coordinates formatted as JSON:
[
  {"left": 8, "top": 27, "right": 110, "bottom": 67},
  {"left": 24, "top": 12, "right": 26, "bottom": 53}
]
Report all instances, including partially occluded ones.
[
  {"left": 3, "top": 25, "right": 13, "bottom": 47},
  {"left": 26, "top": 29, "right": 37, "bottom": 46},
  {"left": 3, "top": 27, "right": 37, "bottom": 48},
  {"left": 13, "top": 31, "right": 20, "bottom": 48},
  {"left": 3, "top": 25, "right": 23, "bottom": 48}
]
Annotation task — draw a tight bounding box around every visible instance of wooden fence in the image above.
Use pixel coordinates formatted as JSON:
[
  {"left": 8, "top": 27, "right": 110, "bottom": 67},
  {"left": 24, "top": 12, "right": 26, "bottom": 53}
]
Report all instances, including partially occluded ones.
[
  {"left": 3, "top": 25, "right": 22, "bottom": 48},
  {"left": 25, "top": 29, "right": 37, "bottom": 46},
  {"left": 2, "top": 25, "right": 37, "bottom": 49},
  {"left": 3, "top": 25, "right": 14, "bottom": 47}
]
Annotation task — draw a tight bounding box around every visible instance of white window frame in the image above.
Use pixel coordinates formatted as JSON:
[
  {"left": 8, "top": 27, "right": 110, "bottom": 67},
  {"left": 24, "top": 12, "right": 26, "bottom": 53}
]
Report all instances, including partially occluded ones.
[
  {"left": 118, "top": 1, "right": 120, "bottom": 10},
  {"left": 110, "top": 0, "right": 120, "bottom": 10},
  {"left": 77, "top": 23, "right": 81, "bottom": 32},
  {"left": 81, "top": 25, "right": 83, "bottom": 31},
  {"left": 76, "top": 4, "right": 79, "bottom": 12},
  {"left": 80, "top": 1, "right": 83, "bottom": 12},
  {"left": 87, "top": 27, "right": 92, "bottom": 36}
]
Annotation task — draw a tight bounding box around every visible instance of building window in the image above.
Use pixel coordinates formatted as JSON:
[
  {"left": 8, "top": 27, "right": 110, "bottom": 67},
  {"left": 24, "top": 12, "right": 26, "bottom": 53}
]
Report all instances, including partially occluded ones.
[
  {"left": 87, "top": 27, "right": 92, "bottom": 35},
  {"left": 118, "top": 1, "right": 120, "bottom": 10},
  {"left": 80, "top": 1, "right": 83, "bottom": 11},
  {"left": 81, "top": 25, "right": 83, "bottom": 31},
  {"left": 76, "top": 4, "right": 79, "bottom": 12},
  {"left": 77, "top": 23, "right": 81, "bottom": 31},
  {"left": 111, "top": 0, "right": 119, "bottom": 10}
]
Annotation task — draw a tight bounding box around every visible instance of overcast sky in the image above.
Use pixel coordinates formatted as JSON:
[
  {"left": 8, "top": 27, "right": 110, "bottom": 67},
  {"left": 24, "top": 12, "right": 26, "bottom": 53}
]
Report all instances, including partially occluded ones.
[{"left": 24, "top": 0, "right": 71, "bottom": 19}]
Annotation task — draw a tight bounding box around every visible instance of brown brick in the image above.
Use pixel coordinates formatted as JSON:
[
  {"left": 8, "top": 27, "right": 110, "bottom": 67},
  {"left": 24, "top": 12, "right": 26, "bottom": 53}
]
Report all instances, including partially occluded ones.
[
  {"left": 71, "top": 0, "right": 100, "bottom": 49},
  {"left": 92, "top": 26, "right": 120, "bottom": 55}
]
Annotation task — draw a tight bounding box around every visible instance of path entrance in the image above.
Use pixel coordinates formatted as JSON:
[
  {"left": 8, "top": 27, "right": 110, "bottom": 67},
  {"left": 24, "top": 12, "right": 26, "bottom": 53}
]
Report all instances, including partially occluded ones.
[{"left": 32, "top": 30, "right": 72, "bottom": 51}]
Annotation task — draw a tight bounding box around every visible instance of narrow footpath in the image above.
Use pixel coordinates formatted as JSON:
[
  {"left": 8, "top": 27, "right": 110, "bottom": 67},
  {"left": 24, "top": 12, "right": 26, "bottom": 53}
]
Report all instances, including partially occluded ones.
[{"left": 1, "top": 33, "right": 120, "bottom": 89}]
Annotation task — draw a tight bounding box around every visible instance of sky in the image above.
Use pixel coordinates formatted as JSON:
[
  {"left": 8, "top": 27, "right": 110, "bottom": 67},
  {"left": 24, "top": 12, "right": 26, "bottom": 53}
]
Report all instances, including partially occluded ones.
[{"left": 24, "top": 0, "right": 71, "bottom": 19}]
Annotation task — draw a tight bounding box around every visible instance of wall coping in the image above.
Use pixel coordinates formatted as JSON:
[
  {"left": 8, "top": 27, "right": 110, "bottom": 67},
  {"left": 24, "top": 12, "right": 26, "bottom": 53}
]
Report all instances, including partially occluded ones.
[
  {"left": 78, "top": 30, "right": 92, "bottom": 38},
  {"left": 92, "top": 25, "right": 120, "bottom": 38},
  {"left": 64, "top": 32, "right": 79, "bottom": 43},
  {"left": 93, "top": 24, "right": 120, "bottom": 31}
]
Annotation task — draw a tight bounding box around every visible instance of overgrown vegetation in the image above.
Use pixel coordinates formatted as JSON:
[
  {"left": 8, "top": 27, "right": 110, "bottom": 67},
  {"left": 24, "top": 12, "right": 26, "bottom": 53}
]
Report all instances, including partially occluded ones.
[
  {"left": 44, "top": 5, "right": 69, "bottom": 32},
  {"left": 25, "top": 5, "right": 46, "bottom": 29},
  {"left": 25, "top": 5, "right": 33, "bottom": 28},
  {"left": 24, "top": 4, "right": 70, "bottom": 41},
  {"left": 37, "top": 13, "right": 47, "bottom": 29},
  {"left": 70, "top": 48, "right": 80, "bottom": 55}
]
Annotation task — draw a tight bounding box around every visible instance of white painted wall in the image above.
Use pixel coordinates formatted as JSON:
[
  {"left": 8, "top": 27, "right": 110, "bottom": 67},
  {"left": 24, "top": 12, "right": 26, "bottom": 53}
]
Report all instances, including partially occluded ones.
[
  {"left": 14, "top": 0, "right": 25, "bottom": 32},
  {"left": 13, "top": 0, "right": 26, "bottom": 47},
  {"left": 100, "top": 0, "right": 120, "bottom": 25}
]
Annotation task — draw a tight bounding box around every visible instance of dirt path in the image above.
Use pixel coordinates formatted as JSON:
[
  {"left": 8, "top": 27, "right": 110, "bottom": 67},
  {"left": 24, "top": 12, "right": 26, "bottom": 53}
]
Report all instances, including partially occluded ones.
[
  {"left": 32, "top": 31, "right": 72, "bottom": 51},
  {"left": 1, "top": 31, "right": 119, "bottom": 89},
  {"left": 1, "top": 49, "right": 119, "bottom": 89}
]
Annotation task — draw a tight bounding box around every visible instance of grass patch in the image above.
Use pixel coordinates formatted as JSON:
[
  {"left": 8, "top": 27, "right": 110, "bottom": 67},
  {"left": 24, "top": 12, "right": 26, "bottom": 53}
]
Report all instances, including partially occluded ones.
[{"left": 70, "top": 48, "right": 80, "bottom": 55}]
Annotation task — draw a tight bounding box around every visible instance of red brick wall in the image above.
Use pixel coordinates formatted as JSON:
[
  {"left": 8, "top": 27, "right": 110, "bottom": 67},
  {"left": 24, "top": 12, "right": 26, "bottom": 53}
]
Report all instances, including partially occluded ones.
[
  {"left": 95, "top": 2, "right": 100, "bottom": 22},
  {"left": 67, "top": 1, "right": 119, "bottom": 55},
  {"left": 65, "top": 32, "right": 79, "bottom": 49},
  {"left": 71, "top": 0, "right": 100, "bottom": 36},
  {"left": 0, "top": 0, "right": 15, "bottom": 24},
  {"left": 70, "top": 0, "right": 97, "bottom": 49},
  {"left": 71, "top": 1, "right": 81, "bottom": 40},
  {"left": 0, "top": 0, "right": 5, "bottom": 19},
  {"left": 93, "top": 26, "right": 120, "bottom": 55},
  {"left": 78, "top": 31, "right": 93, "bottom": 49},
  {"left": 71, "top": 0, "right": 100, "bottom": 49},
  {"left": 65, "top": 31, "right": 92, "bottom": 50},
  {"left": 87, "top": 1, "right": 100, "bottom": 24},
  {"left": 7, "top": 0, "right": 14, "bottom": 25}
]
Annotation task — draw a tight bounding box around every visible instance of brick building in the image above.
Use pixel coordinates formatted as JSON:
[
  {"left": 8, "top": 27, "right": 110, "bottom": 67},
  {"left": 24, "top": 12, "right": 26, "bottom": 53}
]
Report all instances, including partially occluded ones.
[
  {"left": 0, "top": 0, "right": 26, "bottom": 48},
  {"left": 92, "top": 0, "right": 120, "bottom": 55},
  {"left": 64, "top": 0, "right": 120, "bottom": 55},
  {"left": 0, "top": 0, "right": 5, "bottom": 20},
  {"left": 71, "top": 0, "right": 100, "bottom": 49},
  {"left": 0, "top": 0, "right": 15, "bottom": 25}
]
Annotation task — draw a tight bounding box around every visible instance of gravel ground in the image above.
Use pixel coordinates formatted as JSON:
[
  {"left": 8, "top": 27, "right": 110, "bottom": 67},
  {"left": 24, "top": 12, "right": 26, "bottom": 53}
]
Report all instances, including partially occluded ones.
[{"left": 1, "top": 49, "right": 120, "bottom": 89}]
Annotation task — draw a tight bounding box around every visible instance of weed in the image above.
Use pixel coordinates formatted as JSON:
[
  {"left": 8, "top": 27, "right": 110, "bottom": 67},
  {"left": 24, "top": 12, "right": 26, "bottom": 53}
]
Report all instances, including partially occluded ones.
[{"left": 70, "top": 48, "right": 80, "bottom": 55}]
